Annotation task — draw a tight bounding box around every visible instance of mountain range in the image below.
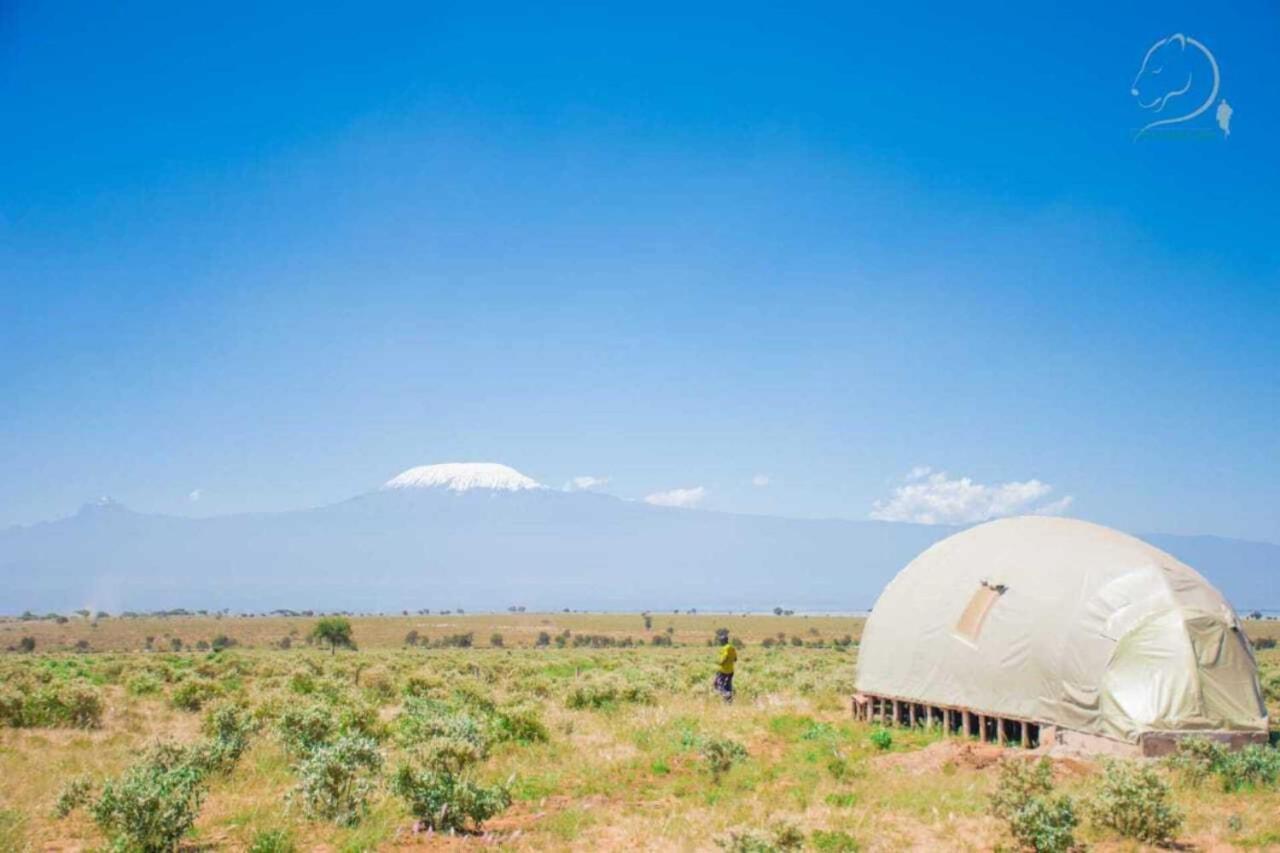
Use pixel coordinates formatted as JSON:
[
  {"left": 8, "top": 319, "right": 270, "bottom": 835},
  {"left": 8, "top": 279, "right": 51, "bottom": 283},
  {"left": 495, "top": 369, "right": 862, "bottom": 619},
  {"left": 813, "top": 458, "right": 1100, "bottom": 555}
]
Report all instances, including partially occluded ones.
[{"left": 2, "top": 463, "right": 1276, "bottom": 614}]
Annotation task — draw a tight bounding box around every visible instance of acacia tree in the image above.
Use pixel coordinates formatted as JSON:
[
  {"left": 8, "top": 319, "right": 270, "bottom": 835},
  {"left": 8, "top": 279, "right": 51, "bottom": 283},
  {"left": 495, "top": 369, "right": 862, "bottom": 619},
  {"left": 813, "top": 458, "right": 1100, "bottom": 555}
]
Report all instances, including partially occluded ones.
[{"left": 310, "top": 617, "right": 355, "bottom": 656}]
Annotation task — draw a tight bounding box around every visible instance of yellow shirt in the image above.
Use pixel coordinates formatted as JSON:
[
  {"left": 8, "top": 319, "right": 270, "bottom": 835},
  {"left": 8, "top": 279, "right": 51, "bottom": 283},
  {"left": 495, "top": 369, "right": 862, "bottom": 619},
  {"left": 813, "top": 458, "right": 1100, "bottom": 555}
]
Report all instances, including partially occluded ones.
[{"left": 718, "top": 643, "right": 737, "bottom": 675}]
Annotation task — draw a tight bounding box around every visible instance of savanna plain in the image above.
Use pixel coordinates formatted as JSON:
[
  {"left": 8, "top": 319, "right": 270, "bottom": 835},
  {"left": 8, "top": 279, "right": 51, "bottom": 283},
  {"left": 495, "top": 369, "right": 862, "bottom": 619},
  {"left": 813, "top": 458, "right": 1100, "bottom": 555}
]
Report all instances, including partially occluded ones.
[{"left": 1, "top": 612, "right": 1277, "bottom": 851}]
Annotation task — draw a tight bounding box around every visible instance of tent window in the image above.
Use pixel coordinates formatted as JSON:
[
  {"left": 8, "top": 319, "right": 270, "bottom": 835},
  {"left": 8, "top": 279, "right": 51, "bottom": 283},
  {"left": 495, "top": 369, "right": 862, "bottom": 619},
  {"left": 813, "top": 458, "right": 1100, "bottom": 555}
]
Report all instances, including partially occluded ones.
[{"left": 954, "top": 581, "right": 1004, "bottom": 643}]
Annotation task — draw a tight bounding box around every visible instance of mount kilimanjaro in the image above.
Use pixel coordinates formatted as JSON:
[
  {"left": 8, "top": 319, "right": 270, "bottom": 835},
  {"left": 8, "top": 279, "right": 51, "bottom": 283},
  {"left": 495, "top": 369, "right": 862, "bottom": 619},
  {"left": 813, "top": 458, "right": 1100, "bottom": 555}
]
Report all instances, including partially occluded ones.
[{"left": 1, "top": 463, "right": 1276, "bottom": 613}]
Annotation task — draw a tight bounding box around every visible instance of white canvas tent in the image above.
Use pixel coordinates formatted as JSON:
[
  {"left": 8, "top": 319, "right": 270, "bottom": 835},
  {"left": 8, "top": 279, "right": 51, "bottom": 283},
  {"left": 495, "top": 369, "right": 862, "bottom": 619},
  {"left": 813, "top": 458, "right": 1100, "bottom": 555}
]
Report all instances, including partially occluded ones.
[{"left": 855, "top": 517, "right": 1268, "bottom": 751}]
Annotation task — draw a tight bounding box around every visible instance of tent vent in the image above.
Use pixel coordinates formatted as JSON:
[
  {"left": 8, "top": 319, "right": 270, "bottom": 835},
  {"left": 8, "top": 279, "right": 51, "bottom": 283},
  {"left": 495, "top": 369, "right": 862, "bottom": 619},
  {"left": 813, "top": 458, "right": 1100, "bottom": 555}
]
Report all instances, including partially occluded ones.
[{"left": 954, "top": 579, "right": 1006, "bottom": 644}]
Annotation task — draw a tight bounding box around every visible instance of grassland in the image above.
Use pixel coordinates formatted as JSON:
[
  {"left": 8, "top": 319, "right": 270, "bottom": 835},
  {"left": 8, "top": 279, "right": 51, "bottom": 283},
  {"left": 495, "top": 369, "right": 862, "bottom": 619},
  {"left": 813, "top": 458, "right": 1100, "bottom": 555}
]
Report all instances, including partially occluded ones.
[{"left": 0, "top": 613, "right": 1277, "bottom": 851}]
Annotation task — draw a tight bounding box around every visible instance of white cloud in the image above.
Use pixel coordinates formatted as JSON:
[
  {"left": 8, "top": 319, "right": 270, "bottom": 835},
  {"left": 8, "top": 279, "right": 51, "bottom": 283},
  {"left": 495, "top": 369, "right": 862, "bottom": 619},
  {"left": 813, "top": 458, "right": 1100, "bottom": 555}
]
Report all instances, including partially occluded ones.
[
  {"left": 188, "top": 489, "right": 202, "bottom": 503},
  {"left": 644, "top": 486, "right": 707, "bottom": 508},
  {"left": 751, "top": 474, "right": 770, "bottom": 487},
  {"left": 565, "top": 475, "right": 609, "bottom": 491},
  {"left": 870, "top": 469, "right": 1073, "bottom": 525},
  {"left": 906, "top": 465, "right": 933, "bottom": 481}
]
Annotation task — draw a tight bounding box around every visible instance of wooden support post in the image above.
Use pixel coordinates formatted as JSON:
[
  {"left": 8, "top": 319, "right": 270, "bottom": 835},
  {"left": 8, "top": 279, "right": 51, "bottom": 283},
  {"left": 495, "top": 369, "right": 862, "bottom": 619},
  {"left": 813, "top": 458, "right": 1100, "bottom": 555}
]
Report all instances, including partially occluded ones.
[
  {"left": 908, "top": 703, "right": 916, "bottom": 728},
  {"left": 998, "top": 718, "right": 1007, "bottom": 747},
  {"left": 888, "top": 699, "right": 897, "bottom": 727},
  {"left": 978, "top": 714, "right": 987, "bottom": 742},
  {"left": 963, "top": 709, "right": 972, "bottom": 739}
]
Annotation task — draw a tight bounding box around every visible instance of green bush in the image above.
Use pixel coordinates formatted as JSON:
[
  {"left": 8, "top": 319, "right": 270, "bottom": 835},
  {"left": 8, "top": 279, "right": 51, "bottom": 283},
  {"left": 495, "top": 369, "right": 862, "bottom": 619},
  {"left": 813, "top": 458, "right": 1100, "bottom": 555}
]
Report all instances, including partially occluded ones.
[
  {"left": 1006, "top": 794, "right": 1077, "bottom": 853},
  {"left": 990, "top": 758, "right": 1054, "bottom": 820},
  {"left": 869, "top": 727, "right": 893, "bottom": 751},
  {"left": 492, "top": 703, "right": 549, "bottom": 744},
  {"left": 170, "top": 678, "right": 221, "bottom": 712},
  {"left": 0, "top": 682, "right": 104, "bottom": 729},
  {"left": 1171, "top": 738, "right": 1280, "bottom": 791},
  {"left": 1088, "top": 760, "right": 1181, "bottom": 845},
  {"left": 277, "top": 704, "right": 337, "bottom": 758},
  {"left": 390, "top": 759, "right": 511, "bottom": 833},
  {"left": 1218, "top": 745, "right": 1280, "bottom": 790},
  {"left": 811, "top": 829, "right": 860, "bottom": 851},
  {"left": 198, "top": 702, "right": 257, "bottom": 773},
  {"left": 990, "top": 758, "right": 1077, "bottom": 853},
  {"left": 91, "top": 742, "right": 209, "bottom": 852},
  {"left": 289, "top": 734, "right": 383, "bottom": 826},
  {"left": 700, "top": 735, "right": 748, "bottom": 780},
  {"left": 716, "top": 823, "right": 804, "bottom": 852},
  {"left": 396, "top": 697, "right": 489, "bottom": 753},
  {"left": 127, "top": 673, "right": 164, "bottom": 697},
  {"left": 565, "top": 675, "right": 654, "bottom": 710}
]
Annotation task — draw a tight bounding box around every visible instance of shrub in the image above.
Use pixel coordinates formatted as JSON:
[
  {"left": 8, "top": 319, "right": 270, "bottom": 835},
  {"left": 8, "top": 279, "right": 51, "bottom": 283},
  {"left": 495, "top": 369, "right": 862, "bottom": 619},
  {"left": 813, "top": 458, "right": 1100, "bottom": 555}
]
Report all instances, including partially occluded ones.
[
  {"left": 436, "top": 632, "right": 474, "bottom": 649},
  {"left": 53, "top": 776, "right": 94, "bottom": 818},
  {"left": 869, "top": 727, "right": 893, "bottom": 751},
  {"left": 199, "top": 702, "right": 257, "bottom": 773},
  {"left": 1007, "top": 795, "right": 1077, "bottom": 853},
  {"left": 1218, "top": 745, "right": 1280, "bottom": 791},
  {"left": 716, "top": 823, "right": 804, "bottom": 852},
  {"left": 396, "top": 697, "right": 489, "bottom": 753},
  {"left": 1168, "top": 737, "right": 1227, "bottom": 787},
  {"left": 277, "top": 704, "right": 337, "bottom": 758},
  {"left": 91, "top": 743, "right": 209, "bottom": 852},
  {"left": 403, "top": 629, "right": 419, "bottom": 647},
  {"left": 210, "top": 634, "right": 237, "bottom": 651},
  {"left": 492, "top": 704, "right": 549, "bottom": 744},
  {"left": 1174, "top": 740, "right": 1280, "bottom": 791},
  {"left": 990, "top": 758, "right": 1054, "bottom": 821},
  {"left": 390, "top": 760, "right": 512, "bottom": 833},
  {"left": 170, "top": 678, "right": 221, "bottom": 712},
  {"left": 18, "top": 636, "right": 35, "bottom": 653},
  {"left": 565, "top": 675, "right": 654, "bottom": 710},
  {"left": 1, "top": 682, "right": 104, "bottom": 729},
  {"left": 811, "top": 829, "right": 860, "bottom": 851},
  {"left": 535, "top": 631, "right": 551, "bottom": 647},
  {"left": 700, "top": 736, "right": 748, "bottom": 780},
  {"left": 1088, "top": 760, "right": 1182, "bottom": 845},
  {"left": 289, "top": 734, "right": 383, "bottom": 826},
  {"left": 127, "top": 673, "right": 164, "bottom": 697},
  {"left": 489, "top": 633, "right": 504, "bottom": 648},
  {"left": 990, "top": 759, "right": 1077, "bottom": 853}
]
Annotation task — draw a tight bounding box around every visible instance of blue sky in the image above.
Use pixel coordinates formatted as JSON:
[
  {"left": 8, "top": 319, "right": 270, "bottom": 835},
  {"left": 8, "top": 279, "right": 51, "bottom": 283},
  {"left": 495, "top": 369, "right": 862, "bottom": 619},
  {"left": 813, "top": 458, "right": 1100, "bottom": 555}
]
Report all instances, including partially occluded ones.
[{"left": 2, "top": 2, "right": 1277, "bottom": 541}]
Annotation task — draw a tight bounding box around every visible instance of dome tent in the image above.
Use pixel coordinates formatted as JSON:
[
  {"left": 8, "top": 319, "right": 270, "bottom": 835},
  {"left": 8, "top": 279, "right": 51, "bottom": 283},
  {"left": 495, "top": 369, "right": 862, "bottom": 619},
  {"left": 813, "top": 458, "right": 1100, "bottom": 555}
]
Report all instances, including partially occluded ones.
[{"left": 855, "top": 516, "right": 1268, "bottom": 753}]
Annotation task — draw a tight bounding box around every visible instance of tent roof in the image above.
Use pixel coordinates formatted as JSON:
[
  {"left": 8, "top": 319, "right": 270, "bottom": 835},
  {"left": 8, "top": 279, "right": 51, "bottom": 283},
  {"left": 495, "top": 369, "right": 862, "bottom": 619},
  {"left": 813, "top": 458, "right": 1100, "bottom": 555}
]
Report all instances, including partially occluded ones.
[{"left": 855, "top": 516, "right": 1267, "bottom": 743}]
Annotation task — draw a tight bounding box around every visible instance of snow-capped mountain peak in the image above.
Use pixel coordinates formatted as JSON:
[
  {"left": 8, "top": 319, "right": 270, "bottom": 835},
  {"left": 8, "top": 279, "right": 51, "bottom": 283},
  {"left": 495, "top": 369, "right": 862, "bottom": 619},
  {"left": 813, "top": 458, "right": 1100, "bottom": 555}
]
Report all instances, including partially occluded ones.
[{"left": 382, "top": 463, "right": 543, "bottom": 492}]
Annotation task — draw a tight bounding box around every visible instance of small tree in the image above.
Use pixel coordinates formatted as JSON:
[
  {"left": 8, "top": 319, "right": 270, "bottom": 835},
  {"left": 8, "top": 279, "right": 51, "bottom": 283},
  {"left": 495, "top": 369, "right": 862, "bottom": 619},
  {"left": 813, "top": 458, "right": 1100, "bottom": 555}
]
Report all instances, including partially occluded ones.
[
  {"left": 309, "top": 617, "right": 355, "bottom": 656},
  {"left": 290, "top": 734, "right": 383, "bottom": 826},
  {"left": 489, "top": 633, "right": 504, "bottom": 648},
  {"left": 18, "top": 636, "right": 35, "bottom": 653}
]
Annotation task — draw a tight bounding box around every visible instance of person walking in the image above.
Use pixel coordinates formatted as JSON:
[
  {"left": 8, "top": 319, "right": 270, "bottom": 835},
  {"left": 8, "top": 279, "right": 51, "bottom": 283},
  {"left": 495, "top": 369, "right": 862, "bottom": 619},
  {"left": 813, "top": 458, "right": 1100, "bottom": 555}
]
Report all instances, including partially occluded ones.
[{"left": 713, "top": 628, "right": 737, "bottom": 703}]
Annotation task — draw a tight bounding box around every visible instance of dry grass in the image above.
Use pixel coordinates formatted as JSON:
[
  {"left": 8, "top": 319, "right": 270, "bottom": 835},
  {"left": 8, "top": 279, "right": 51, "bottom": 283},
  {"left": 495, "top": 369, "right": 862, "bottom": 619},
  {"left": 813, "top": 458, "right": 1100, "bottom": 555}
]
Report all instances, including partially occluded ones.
[{"left": 0, "top": 615, "right": 1276, "bottom": 851}]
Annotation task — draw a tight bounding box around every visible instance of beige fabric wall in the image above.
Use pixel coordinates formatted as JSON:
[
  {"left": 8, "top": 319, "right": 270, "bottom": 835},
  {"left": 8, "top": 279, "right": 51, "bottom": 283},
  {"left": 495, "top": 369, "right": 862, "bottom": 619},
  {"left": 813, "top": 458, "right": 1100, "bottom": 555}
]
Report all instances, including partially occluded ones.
[{"left": 855, "top": 517, "right": 1268, "bottom": 743}]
